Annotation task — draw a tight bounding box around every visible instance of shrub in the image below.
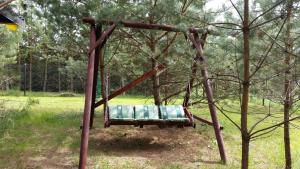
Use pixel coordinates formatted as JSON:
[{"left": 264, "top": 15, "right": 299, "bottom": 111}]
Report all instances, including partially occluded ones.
[{"left": 59, "top": 93, "right": 77, "bottom": 97}]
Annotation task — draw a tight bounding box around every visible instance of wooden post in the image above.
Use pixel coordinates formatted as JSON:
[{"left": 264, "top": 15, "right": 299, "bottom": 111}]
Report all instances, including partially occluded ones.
[
  {"left": 88, "top": 23, "right": 117, "bottom": 54},
  {"left": 183, "top": 33, "right": 208, "bottom": 107},
  {"left": 98, "top": 27, "right": 108, "bottom": 128},
  {"left": 89, "top": 24, "right": 102, "bottom": 128},
  {"left": 188, "top": 33, "right": 227, "bottom": 163},
  {"left": 79, "top": 25, "right": 96, "bottom": 169},
  {"left": 82, "top": 17, "right": 206, "bottom": 34},
  {"left": 182, "top": 61, "right": 197, "bottom": 107}
]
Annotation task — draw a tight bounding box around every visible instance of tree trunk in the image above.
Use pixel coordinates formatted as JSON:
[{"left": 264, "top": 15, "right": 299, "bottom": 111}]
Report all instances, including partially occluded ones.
[
  {"left": 183, "top": 59, "right": 198, "bottom": 107},
  {"left": 5, "top": 79, "right": 9, "bottom": 90},
  {"left": 164, "top": 36, "right": 169, "bottom": 105},
  {"left": 149, "top": 35, "right": 161, "bottom": 105},
  {"left": 18, "top": 49, "right": 22, "bottom": 90},
  {"left": 43, "top": 57, "right": 48, "bottom": 92},
  {"left": 70, "top": 75, "right": 74, "bottom": 92},
  {"left": 195, "top": 85, "right": 199, "bottom": 97},
  {"left": 152, "top": 58, "right": 161, "bottom": 105},
  {"left": 241, "top": 137, "right": 250, "bottom": 169},
  {"left": 29, "top": 53, "right": 32, "bottom": 92},
  {"left": 121, "top": 77, "right": 125, "bottom": 95},
  {"left": 241, "top": 1, "right": 250, "bottom": 169},
  {"left": 283, "top": 1, "right": 292, "bottom": 168},
  {"left": 284, "top": 94, "right": 292, "bottom": 169},
  {"left": 58, "top": 62, "right": 61, "bottom": 92},
  {"left": 164, "top": 69, "right": 168, "bottom": 105}
]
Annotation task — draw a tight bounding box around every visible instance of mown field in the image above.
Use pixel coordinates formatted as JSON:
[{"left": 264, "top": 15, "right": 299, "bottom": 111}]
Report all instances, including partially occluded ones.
[{"left": 0, "top": 91, "right": 300, "bottom": 169}]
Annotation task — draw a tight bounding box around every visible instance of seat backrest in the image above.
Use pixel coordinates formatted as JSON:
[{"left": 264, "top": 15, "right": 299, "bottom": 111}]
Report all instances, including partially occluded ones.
[
  {"left": 108, "top": 105, "right": 135, "bottom": 119},
  {"left": 160, "top": 105, "right": 186, "bottom": 119},
  {"left": 135, "top": 105, "right": 159, "bottom": 120}
]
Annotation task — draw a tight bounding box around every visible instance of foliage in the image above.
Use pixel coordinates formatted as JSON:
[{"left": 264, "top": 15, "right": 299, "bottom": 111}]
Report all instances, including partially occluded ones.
[
  {"left": 0, "top": 97, "right": 39, "bottom": 137},
  {"left": 0, "top": 25, "right": 22, "bottom": 90}
]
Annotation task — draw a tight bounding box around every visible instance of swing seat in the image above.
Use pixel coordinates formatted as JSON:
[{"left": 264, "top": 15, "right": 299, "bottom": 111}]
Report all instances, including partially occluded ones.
[
  {"left": 108, "top": 105, "right": 135, "bottom": 121},
  {"left": 159, "top": 105, "right": 190, "bottom": 122},
  {"left": 107, "top": 105, "right": 192, "bottom": 126},
  {"left": 134, "top": 105, "right": 161, "bottom": 121}
]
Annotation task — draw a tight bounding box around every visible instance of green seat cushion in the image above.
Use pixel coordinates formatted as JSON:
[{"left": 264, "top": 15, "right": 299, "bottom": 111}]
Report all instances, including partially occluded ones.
[
  {"left": 108, "top": 105, "right": 134, "bottom": 120},
  {"left": 159, "top": 105, "right": 189, "bottom": 121},
  {"left": 135, "top": 105, "right": 159, "bottom": 120}
]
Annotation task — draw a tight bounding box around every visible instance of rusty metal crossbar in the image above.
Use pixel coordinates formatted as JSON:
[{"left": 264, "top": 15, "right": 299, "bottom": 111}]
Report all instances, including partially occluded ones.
[
  {"left": 94, "top": 64, "right": 166, "bottom": 108},
  {"left": 82, "top": 17, "right": 208, "bottom": 34}
]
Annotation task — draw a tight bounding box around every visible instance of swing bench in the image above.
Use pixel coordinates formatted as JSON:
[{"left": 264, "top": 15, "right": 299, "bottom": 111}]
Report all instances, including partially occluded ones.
[
  {"left": 79, "top": 17, "right": 227, "bottom": 169},
  {"left": 106, "top": 105, "right": 193, "bottom": 127},
  {"left": 97, "top": 64, "right": 195, "bottom": 128},
  {"left": 95, "top": 63, "right": 195, "bottom": 128}
]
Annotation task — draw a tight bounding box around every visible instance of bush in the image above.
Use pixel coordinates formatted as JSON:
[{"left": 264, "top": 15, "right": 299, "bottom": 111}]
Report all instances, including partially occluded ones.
[
  {"left": 0, "top": 98, "right": 38, "bottom": 137},
  {"left": 0, "top": 99, "right": 6, "bottom": 118},
  {"left": 22, "top": 97, "right": 39, "bottom": 111}
]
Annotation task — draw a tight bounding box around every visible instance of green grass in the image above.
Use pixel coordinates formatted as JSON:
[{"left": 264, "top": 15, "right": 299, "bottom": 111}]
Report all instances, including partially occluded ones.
[
  {"left": 0, "top": 91, "right": 300, "bottom": 168},
  {"left": 0, "top": 89, "right": 84, "bottom": 97}
]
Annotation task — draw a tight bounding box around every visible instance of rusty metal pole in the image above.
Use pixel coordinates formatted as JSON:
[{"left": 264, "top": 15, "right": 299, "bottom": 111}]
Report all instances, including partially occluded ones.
[
  {"left": 89, "top": 24, "right": 102, "bottom": 128},
  {"left": 79, "top": 24, "right": 96, "bottom": 169},
  {"left": 188, "top": 33, "right": 227, "bottom": 163},
  {"left": 98, "top": 27, "right": 107, "bottom": 127},
  {"left": 182, "top": 33, "right": 208, "bottom": 108},
  {"left": 82, "top": 17, "right": 206, "bottom": 34},
  {"left": 182, "top": 33, "right": 209, "bottom": 123},
  {"left": 201, "top": 63, "right": 227, "bottom": 163},
  {"left": 182, "top": 60, "right": 197, "bottom": 107}
]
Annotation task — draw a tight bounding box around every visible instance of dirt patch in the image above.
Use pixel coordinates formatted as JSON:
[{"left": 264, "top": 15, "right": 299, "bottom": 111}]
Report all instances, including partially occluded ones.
[
  {"left": 19, "top": 125, "right": 220, "bottom": 169},
  {"left": 87, "top": 125, "right": 216, "bottom": 168}
]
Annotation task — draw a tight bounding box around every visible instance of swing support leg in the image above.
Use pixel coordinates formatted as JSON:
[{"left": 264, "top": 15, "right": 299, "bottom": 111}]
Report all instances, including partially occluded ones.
[
  {"left": 99, "top": 33, "right": 108, "bottom": 128},
  {"left": 188, "top": 33, "right": 227, "bottom": 164},
  {"left": 182, "top": 59, "right": 197, "bottom": 107},
  {"left": 89, "top": 25, "right": 102, "bottom": 128},
  {"left": 182, "top": 33, "right": 208, "bottom": 107},
  {"left": 79, "top": 25, "right": 97, "bottom": 169},
  {"left": 79, "top": 22, "right": 116, "bottom": 169}
]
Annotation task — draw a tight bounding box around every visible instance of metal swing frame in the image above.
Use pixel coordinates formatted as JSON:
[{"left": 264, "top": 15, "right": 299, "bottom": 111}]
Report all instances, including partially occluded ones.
[{"left": 79, "top": 17, "right": 227, "bottom": 169}]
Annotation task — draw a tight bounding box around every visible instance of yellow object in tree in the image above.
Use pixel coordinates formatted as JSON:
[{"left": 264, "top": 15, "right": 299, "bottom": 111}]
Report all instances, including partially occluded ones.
[{"left": 5, "top": 23, "right": 18, "bottom": 31}]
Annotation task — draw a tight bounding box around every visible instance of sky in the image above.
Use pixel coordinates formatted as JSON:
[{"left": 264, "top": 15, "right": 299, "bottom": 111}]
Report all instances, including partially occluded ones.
[
  {"left": 205, "top": 0, "right": 236, "bottom": 10},
  {"left": 204, "top": 0, "right": 250, "bottom": 21}
]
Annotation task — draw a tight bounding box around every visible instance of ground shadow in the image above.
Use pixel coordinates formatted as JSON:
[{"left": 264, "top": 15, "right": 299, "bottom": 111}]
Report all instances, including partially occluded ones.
[
  {"left": 89, "top": 135, "right": 171, "bottom": 155},
  {"left": 198, "top": 159, "right": 223, "bottom": 165}
]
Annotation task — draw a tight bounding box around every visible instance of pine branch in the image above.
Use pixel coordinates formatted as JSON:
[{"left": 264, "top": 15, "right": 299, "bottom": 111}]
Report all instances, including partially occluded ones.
[
  {"left": 209, "top": 22, "right": 242, "bottom": 28},
  {"left": 250, "top": 15, "right": 283, "bottom": 30},
  {"left": 250, "top": 125, "right": 280, "bottom": 140},
  {"left": 250, "top": 116, "right": 300, "bottom": 137},
  {"left": 249, "top": 15, "right": 287, "bottom": 78},
  {"left": 249, "top": 0, "right": 285, "bottom": 26},
  {"left": 248, "top": 114, "right": 271, "bottom": 133},
  {"left": 0, "top": 0, "right": 15, "bottom": 9},
  {"left": 229, "top": 0, "right": 244, "bottom": 22},
  {"left": 214, "top": 104, "right": 241, "bottom": 130}
]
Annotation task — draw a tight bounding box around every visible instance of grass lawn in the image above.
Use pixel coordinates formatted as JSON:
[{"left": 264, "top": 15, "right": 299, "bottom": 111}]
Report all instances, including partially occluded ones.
[{"left": 0, "top": 91, "right": 300, "bottom": 169}]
